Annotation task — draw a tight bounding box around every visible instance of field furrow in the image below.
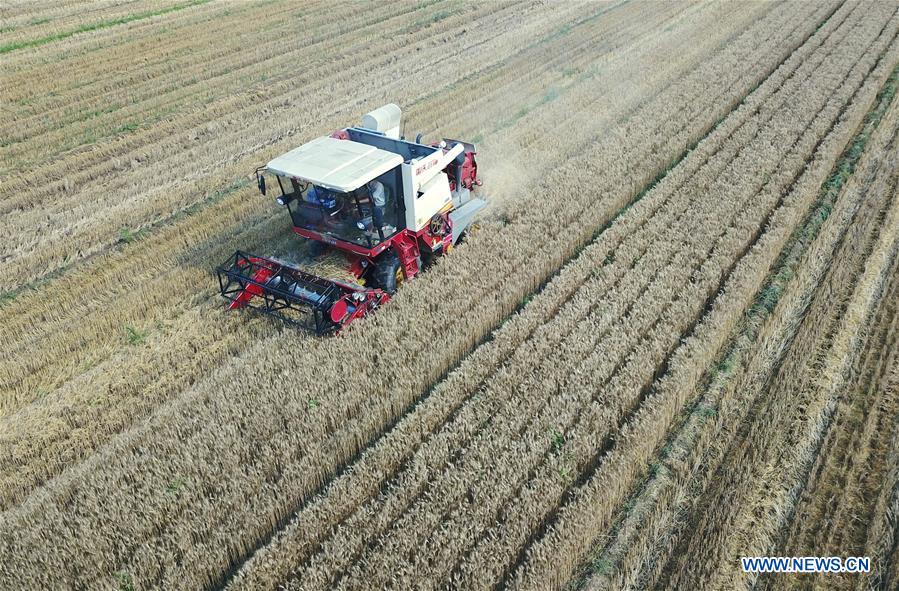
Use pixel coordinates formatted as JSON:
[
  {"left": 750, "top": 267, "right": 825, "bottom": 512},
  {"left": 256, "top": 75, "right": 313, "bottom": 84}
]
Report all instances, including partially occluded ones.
[{"left": 699, "top": 169, "right": 899, "bottom": 591}]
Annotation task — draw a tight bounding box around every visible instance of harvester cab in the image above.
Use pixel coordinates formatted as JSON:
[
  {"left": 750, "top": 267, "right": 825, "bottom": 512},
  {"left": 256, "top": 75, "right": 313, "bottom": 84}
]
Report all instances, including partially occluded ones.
[{"left": 217, "top": 104, "right": 485, "bottom": 334}]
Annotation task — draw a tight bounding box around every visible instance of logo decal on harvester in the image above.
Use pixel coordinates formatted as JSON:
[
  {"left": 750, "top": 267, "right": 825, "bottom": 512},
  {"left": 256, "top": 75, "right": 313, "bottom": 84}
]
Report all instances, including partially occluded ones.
[{"left": 415, "top": 158, "right": 439, "bottom": 176}]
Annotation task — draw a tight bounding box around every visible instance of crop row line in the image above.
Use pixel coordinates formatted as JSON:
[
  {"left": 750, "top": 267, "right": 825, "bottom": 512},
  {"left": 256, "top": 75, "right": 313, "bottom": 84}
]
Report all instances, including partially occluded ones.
[{"left": 636, "top": 43, "right": 899, "bottom": 591}]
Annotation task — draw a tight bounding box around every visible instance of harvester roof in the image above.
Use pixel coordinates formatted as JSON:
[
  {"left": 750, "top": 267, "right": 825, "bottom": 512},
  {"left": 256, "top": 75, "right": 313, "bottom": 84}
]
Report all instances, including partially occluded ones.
[{"left": 265, "top": 136, "right": 403, "bottom": 192}]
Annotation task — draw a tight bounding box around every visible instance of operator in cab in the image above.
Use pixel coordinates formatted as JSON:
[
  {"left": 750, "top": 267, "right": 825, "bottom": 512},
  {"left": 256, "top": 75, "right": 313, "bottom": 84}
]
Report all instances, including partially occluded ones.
[
  {"left": 367, "top": 179, "right": 392, "bottom": 234},
  {"left": 305, "top": 185, "right": 338, "bottom": 212}
]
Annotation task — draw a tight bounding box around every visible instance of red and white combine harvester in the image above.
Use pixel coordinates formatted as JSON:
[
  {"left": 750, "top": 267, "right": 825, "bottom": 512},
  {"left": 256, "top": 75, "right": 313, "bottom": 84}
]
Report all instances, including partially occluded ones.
[{"left": 217, "top": 104, "right": 484, "bottom": 334}]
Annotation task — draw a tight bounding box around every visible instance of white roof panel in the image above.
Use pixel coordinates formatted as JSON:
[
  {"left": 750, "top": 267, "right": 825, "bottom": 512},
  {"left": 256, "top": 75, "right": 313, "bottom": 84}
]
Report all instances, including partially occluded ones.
[{"left": 265, "top": 137, "right": 403, "bottom": 192}]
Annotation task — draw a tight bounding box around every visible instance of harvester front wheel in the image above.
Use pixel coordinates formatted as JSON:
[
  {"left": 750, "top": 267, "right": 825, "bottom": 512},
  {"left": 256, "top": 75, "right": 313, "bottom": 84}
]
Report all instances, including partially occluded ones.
[{"left": 369, "top": 251, "right": 402, "bottom": 295}]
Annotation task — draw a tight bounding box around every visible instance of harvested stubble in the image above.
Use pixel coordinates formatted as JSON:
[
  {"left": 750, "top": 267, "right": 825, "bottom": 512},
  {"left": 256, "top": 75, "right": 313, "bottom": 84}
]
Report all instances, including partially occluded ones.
[
  {"left": 0, "top": 0, "right": 624, "bottom": 434},
  {"left": 583, "top": 57, "right": 899, "bottom": 591},
  {"left": 0, "top": 0, "right": 475, "bottom": 399},
  {"left": 0, "top": 0, "right": 584, "bottom": 381},
  {"left": 0, "top": 2, "right": 841, "bottom": 589},
  {"left": 0, "top": 0, "right": 700, "bottom": 510},
  {"left": 0, "top": 0, "right": 202, "bottom": 53},
  {"left": 0, "top": 0, "right": 616, "bottom": 408},
  {"left": 1, "top": 1, "right": 308, "bottom": 150},
  {"left": 0, "top": 1, "right": 469, "bottom": 163}
]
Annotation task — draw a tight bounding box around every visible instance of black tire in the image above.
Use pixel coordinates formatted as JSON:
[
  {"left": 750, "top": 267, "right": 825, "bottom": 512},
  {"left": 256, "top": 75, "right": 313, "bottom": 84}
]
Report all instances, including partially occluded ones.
[{"left": 368, "top": 250, "right": 401, "bottom": 294}]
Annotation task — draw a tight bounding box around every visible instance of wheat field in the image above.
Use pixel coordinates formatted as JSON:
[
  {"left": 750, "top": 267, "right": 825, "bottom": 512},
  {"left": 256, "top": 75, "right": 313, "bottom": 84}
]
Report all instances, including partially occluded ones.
[{"left": 2, "top": 2, "right": 899, "bottom": 590}]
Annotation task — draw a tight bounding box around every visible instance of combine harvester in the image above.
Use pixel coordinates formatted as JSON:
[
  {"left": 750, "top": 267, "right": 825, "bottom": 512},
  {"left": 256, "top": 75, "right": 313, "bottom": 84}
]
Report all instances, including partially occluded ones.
[{"left": 217, "top": 104, "right": 485, "bottom": 334}]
